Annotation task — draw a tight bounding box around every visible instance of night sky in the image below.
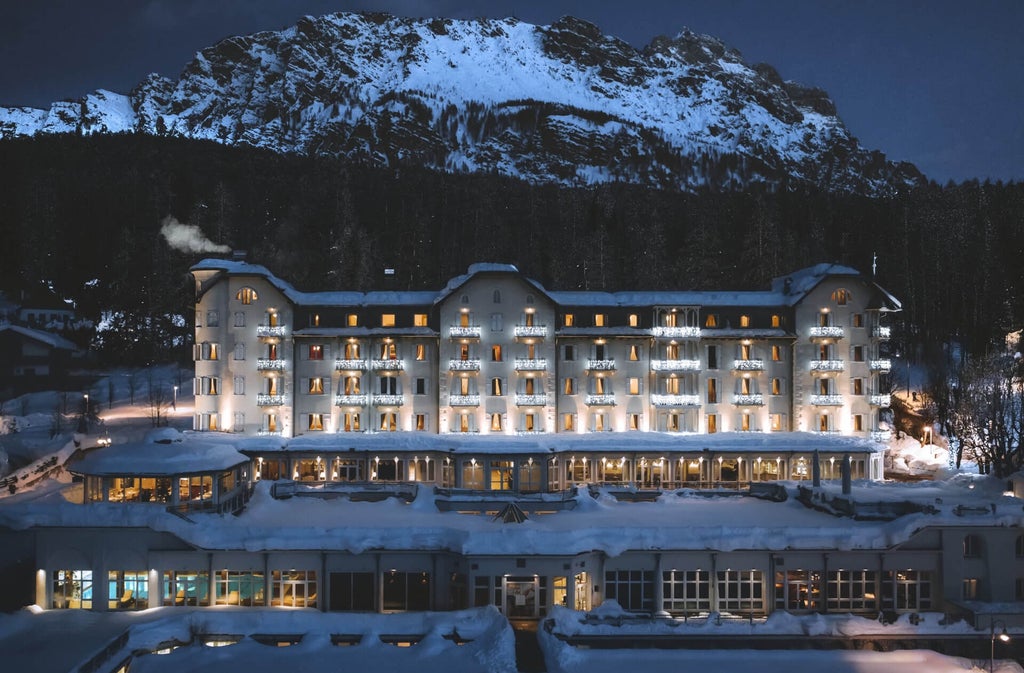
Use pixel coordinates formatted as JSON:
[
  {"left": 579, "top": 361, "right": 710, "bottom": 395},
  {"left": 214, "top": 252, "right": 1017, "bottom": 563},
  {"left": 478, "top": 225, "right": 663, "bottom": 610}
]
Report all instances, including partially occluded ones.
[{"left": 2, "top": 0, "right": 1021, "bottom": 183}]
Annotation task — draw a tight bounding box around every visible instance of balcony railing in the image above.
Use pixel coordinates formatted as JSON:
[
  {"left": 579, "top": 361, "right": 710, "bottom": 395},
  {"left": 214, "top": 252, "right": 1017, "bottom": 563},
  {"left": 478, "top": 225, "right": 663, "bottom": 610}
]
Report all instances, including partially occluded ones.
[
  {"left": 371, "top": 359, "right": 404, "bottom": 371},
  {"left": 372, "top": 394, "right": 404, "bottom": 406},
  {"left": 256, "top": 394, "right": 284, "bottom": 406},
  {"left": 257, "top": 358, "right": 286, "bottom": 371},
  {"left": 732, "top": 359, "right": 765, "bottom": 371},
  {"left": 585, "top": 394, "right": 617, "bottom": 406},
  {"left": 809, "top": 395, "right": 844, "bottom": 406},
  {"left": 734, "top": 394, "right": 764, "bottom": 406},
  {"left": 449, "top": 326, "right": 482, "bottom": 338},
  {"left": 872, "top": 326, "right": 891, "bottom": 339},
  {"left": 257, "top": 430, "right": 282, "bottom": 437},
  {"left": 449, "top": 359, "right": 481, "bottom": 372},
  {"left": 871, "top": 430, "right": 893, "bottom": 442},
  {"left": 334, "top": 359, "right": 368, "bottom": 371},
  {"left": 651, "top": 359, "right": 701, "bottom": 372},
  {"left": 514, "top": 358, "right": 548, "bottom": 371},
  {"left": 870, "top": 394, "right": 892, "bottom": 407},
  {"left": 869, "top": 359, "right": 892, "bottom": 372},
  {"left": 651, "top": 326, "right": 701, "bottom": 338},
  {"left": 651, "top": 394, "right": 701, "bottom": 407},
  {"left": 449, "top": 395, "right": 481, "bottom": 407},
  {"left": 809, "top": 326, "right": 845, "bottom": 339},
  {"left": 334, "top": 394, "right": 367, "bottom": 406},
  {"left": 586, "top": 359, "right": 616, "bottom": 371},
  {"left": 513, "top": 325, "right": 548, "bottom": 338},
  {"left": 256, "top": 325, "right": 286, "bottom": 337},
  {"left": 515, "top": 394, "right": 548, "bottom": 406},
  {"left": 810, "top": 360, "right": 844, "bottom": 372}
]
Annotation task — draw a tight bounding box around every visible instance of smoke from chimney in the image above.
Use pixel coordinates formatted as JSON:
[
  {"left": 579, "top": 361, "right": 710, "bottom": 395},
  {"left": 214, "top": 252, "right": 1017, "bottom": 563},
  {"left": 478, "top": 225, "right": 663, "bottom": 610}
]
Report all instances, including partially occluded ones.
[{"left": 159, "top": 216, "right": 230, "bottom": 254}]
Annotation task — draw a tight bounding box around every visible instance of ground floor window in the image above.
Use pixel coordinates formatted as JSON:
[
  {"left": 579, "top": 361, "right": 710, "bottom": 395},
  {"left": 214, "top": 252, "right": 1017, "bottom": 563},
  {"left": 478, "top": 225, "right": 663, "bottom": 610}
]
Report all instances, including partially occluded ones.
[
  {"left": 214, "top": 570, "right": 265, "bottom": 606},
  {"left": 827, "top": 569, "right": 878, "bottom": 612},
  {"left": 330, "top": 572, "right": 375, "bottom": 611},
  {"left": 383, "top": 571, "right": 431, "bottom": 611},
  {"left": 716, "top": 570, "right": 764, "bottom": 615},
  {"left": 882, "top": 570, "right": 932, "bottom": 610},
  {"left": 333, "top": 458, "right": 363, "bottom": 481},
  {"left": 163, "top": 571, "right": 210, "bottom": 606},
  {"left": 775, "top": 569, "right": 822, "bottom": 611},
  {"left": 518, "top": 461, "right": 541, "bottom": 492},
  {"left": 604, "top": 570, "right": 653, "bottom": 612},
  {"left": 258, "top": 458, "right": 285, "bottom": 480},
  {"left": 108, "top": 570, "right": 148, "bottom": 610},
  {"left": 52, "top": 570, "right": 92, "bottom": 609},
  {"left": 271, "top": 570, "right": 317, "bottom": 607},
  {"left": 663, "top": 570, "right": 711, "bottom": 614}
]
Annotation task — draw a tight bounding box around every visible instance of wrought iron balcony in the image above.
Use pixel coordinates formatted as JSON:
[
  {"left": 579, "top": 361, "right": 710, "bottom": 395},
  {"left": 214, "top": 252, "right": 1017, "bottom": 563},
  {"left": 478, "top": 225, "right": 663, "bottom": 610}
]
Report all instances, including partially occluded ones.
[
  {"left": 810, "top": 360, "right": 844, "bottom": 372},
  {"left": 585, "top": 394, "right": 617, "bottom": 406},
  {"left": 651, "top": 326, "right": 701, "bottom": 338},
  {"left": 334, "top": 394, "right": 367, "bottom": 406},
  {"left": 734, "top": 394, "right": 765, "bottom": 406},
  {"left": 449, "top": 359, "right": 481, "bottom": 372},
  {"left": 514, "top": 358, "right": 548, "bottom": 371},
  {"left": 257, "top": 358, "right": 286, "bottom": 371},
  {"left": 651, "top": 359, "right": 701, "bottom": 372},
  {"left": 449, "top": 395, "right": 481, "bottom": 407},
  {"left": 586, "top": 359, "right": 616, "bottom": 371},
  {"left": 732, "top": 359, "right": 765, "bottom": 371},
  {"left": 869, "top": 359, "right": 892, "bottom": 372},
  {"left": 651, "top": 394, "right": 701, "bottom": 407},
  {"left": 515, "top": 394, "right": 548, "bottom": 406},
  {"left": 256, "top": 394, "right": 284, "bottom": 406},
  {"left": 371, "top": 359, "right": 404, "bottom": 371},
  {"left": 513, "top": 325, "right": 548, "bottom": 338},
  {"left": 872, "top": 326, "right": 891, "bottom": 339},
  {"left": 449, "top": 326, "right": 481, "bottom": 339},
  {"left": 809, "top": 326, "right": 845, "bottom": 339},
  {"left": 809, "top": 394, "right": 844, "bottom": 406},
  {"left": 334, "top": 359, "right": 368, "bottom": 371},
  {"left": 371, "top": 394, "right": 404, "bottom": 406},
  {"left": 870, "top": 394, "right": 892, "bottom": 407},
  {"left": 871, "top": 430, "right": 893, "bottom": 442},
  {"left": 256, "top": 325, "right": 286, "bottom": 337}
]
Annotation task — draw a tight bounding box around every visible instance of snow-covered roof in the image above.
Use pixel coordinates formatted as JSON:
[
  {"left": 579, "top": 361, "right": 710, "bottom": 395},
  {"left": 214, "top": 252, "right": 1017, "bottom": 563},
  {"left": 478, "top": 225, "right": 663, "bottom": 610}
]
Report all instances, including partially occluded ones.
[
  {"left": 70, "top": 434, "right": 248, "bottom": 476},
  {"left": 0, "top": 324, "right": 78, "bottom": 351}
]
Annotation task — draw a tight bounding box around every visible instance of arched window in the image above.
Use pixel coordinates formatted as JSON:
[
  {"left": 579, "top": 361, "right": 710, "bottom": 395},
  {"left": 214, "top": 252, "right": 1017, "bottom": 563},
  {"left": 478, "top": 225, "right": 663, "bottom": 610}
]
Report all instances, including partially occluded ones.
[
  {"left": 963, "top": 534, "right": 982, "bottom": 558},
  {"left": 831, "top": 288, "right": 850, "bottom": 305},
  {"left": 236, "top": 287, "right": 258, "bottom": 304}
]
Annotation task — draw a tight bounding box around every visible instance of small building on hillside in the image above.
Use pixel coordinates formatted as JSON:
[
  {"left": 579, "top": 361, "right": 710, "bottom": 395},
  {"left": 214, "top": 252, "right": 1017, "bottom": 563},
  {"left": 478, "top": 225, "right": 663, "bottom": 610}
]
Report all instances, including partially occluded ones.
[{"left": 0, "top": 324, "right": 81, "bottom": 396}]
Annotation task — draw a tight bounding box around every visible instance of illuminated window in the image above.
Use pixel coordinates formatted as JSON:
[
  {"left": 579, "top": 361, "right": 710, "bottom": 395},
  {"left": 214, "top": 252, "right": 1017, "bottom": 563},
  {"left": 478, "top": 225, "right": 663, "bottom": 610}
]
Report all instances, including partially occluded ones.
[
  {"left": 629, "top": 345, "right": 640, "bottom": 361},
  {"left": 266, "top": 414, "right": 277, "bottom": 433},
  {"left": 770, "top": 413, "right": 783, "bottom": 431},
  {"left": 309, "top": 377, "right": 324, "bottom": 394},
  {"left": 459, "top": 312, "right": 470, "bottom": 327},
  {"left": 629, "top": 378, "right": 640, "bottom": 395},
  {"left": 741, "top": 414, "right": 751, "bottom": 431},
  {"left": 309, "top": 344, "right": 323, "bottom": 360},
  {"left": 593, "top": 377, "right": 606, "bottom": 395},
  {"left": 347, "top": 314, "right": 358, "bottom": 327},
  {"left": 740, "top": 378, "right": 753, "bottom": 395},
  {"left": 853, "top": 414, "right": 864, "bottom": 432},
  {"left": 852, "top": 378, "right": 863, "bottom": 395},
  {"left": 667, "top": 413, "right": 679, "bottom": 431},
  {"left": 524, "top": 414, "right": 536, "bottom": 432},
  {"left": 564, "top": 314, "right": 575, "bottom": 327},
  {"left": 831, "top": 288, "right": 850, "bottom": 305},
  {"left": 308, "top": 414, "right": 324, "bottom": 431},
  {"left": 490, "top": 413, "right": 502, "bottom": 431},
  {"left": 414, "top": 314, "right": 428, "bottom": 327},
  {"left": 208, "top": 343, "right": 219, "bottom": 360},
  {"left": 740, "top": 315, "right": 750, "bottom": 327},
  {"left": 380, "top": 413, "right": 397, "bottom": 432},
  {"left": 208, "top": 378, "right": 219, "bottom": 395},
  {"left": 381, "top": 342, "right": 397, "bottom": 359},
  {"left": 628, "top": 414, "right": 640, "bottom": 430},
  {"left": 416, "top": 344, "right": 426, "bottom": 361},
  {"left": 310, "top": 313, "right": 320, "bottom": 327},
  {"left": 706, "top": 414, "right": 717, "bottom": 434},
  {"left": 594, "top": 314, "right": 606, "bottom": 327},
  {"left": 381, "top": 314, "right": 396, "bottom": 327},
  {"left": 771, "top": 378, "right": 782, "bottom": 395},
  {"left": 345, "top": 342, "right": 360, "bottom": 359},
  {"left": 707, "top": 378, "right": 718, "bottom": 404},
  {"left": 740, "top": 343, "right": 752, "bottom": 360},
  {"left": 564, "top": 378, "right": 576, "bottom": 395},
  {"left": 491, "top": 378, "right": 503, "bottom": 396},
  {"left": 563, "top": 413, "right": 575, "bottom": 431},
  {"left": 704, "top": 314, "right": 718, "bottom": 328},
  {"left": 593, "top": 414, "right": 605, "bottom": 431},
  {"left": 852, "top": 313, "right": 864, "bottom": 328},
  {"left": 665, "top": 377, "right": 679, "bottom": 394},
  {"left": 343, "top": 413, "right": 360, "bottom": 432},
  {"left": 771, "top": 314, "right": 781, "bottom": 328},
  {"left": 491, "top": 345, "right": 503, "bottom": 361},
  {"left": 772, "top": 345, "right": 782, "bottom": 361},
  {"left": 628, "top": 314, "right": 639, "bottom": 327},
  {"left": 344, "top": 377, "right": 361, "bottom": 394},
  {"left": 415, "top": 414, "right": 426, "bottom": 431},
  {"left": 819, "top": 414, "right": 829, "bottom": 432},
  {"left": 459, "top": 377, "right": 471, "bottom": 395},
  {"left": 236, "top": 287, "right": 258, "bottom": 304}
]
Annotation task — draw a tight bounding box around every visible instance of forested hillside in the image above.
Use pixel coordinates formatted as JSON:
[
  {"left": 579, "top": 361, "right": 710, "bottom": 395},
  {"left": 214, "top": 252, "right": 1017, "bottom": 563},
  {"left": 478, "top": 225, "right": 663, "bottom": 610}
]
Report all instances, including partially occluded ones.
[{"left": 0, "top": 134, "right": 1021, "bottom": 364}]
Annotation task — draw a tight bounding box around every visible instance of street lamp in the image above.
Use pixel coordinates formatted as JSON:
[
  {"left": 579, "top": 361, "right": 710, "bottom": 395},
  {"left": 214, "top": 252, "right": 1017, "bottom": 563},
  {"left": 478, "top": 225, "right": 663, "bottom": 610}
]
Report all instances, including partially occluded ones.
[
  {"left": 172, "top": 385, "right": 178, "bottom": 411},
  {"left": 990, "top": 619, "right": 1011, "bottom": 673}
]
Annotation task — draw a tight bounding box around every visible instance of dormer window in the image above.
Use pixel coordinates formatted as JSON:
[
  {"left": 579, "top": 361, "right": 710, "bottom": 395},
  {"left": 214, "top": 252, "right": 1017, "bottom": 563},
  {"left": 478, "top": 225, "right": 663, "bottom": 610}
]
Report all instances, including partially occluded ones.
[
  {"left": 831, "top": 288, "right": 850, "bottom": 305},
  {"left": 740, "top": 315, "right": 751, "bottom": 328},
  {"left": 564, "top": 314, "right": 575, "bottom": 327},
  {"left": 704, "top": 314, "right": 718, "bottom": 328}
]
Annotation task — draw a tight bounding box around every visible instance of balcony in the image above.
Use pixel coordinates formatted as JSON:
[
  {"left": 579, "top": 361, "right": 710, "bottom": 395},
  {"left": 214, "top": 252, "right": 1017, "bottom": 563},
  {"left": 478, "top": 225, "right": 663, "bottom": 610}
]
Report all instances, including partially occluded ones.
[
  {"left": 371, "top": 394, "right": 404, "bottom": 406},
  {"left": 586, "top": 359, "right": 616, "bottom": 371},
  {"left": 371, "top": 359, "right": 404, "bottom": 371},
  {"left": 734, "top": 394, "right": 764, "bottom": 406},
  {"left": 514, "top": 358, "right": 547, "bottom": 371},
  {"left": 256, "top": 394, "right": 284, "bottom": 406},
  {"left": 334, "top": 394, "right": 367, "bottom": 406},
  {"left": 810, "top": 360, "right": 844, "bottom": 373},
  {"left": 651, "top": 394, "right": 701, "bottom": 407},
  {"left": 515, "top": 394, "right": 548, "bottom": 406},
  {"left": 257, "top": 430, "right": 282, "bottom": 437},
  {"left": 651, "top": 326, "right": 701, "bottom": 338},
  {"left": 449, "top": 359, "right": 481, "bottom": 372},
  {"left": 869, "top": 359, "right": 892, "bottom": 372},
  {"left": 809, "top": 395, "right": 844, "bottom": 406},
  {"left": 872, "top": 326, "right": 891, "bottom": 339},
  {"left": 809, "top": 326, "right": 845, "bottom": 339},
  {"left": 651, "top": 359, "right": 701, "bottom": 372},
  {"left": 257, "top": 358, "right": 286, "bottom": 371},
  {"left": 334, "top": 359, "right": 368, "bottom": 371},
  {"left": 732, "top": 359, "right": 765, "bottom": 372},
  {"left": 871, "top": 430, "right": 893, "bottom": 442},
  {"left": 449, "top": 395, "right": 480, "bottom": 407},
  {"left": 256, "top": 325, "right": 286, "bottom": 338},
  {"left": 870, "top": 394, "right": 892, "bottom": 407},
  {"left": 513, "top": 325, "right": 548, "bottom": 338},
  {"left": 585, "top": 394, "right": 617, "bottom": 406},
  {"left": 449, "top": 326, "right": 482, "bottom": 339}
]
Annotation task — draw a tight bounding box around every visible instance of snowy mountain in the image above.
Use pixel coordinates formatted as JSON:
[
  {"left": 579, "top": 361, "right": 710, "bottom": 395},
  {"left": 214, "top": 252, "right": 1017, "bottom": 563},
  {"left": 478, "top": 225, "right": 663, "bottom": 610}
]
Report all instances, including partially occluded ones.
[{"left": 0, "top": 13, "right": 921, "bottom": 194}]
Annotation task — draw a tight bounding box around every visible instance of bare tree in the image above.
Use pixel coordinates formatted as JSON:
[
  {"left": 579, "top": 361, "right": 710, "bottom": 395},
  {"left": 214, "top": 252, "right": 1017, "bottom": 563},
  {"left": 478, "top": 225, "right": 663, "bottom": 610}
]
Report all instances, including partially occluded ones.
[
  {"left": 147, "top": 373, "right": 170, "bottom": 427},
  {"left": 127, "top": 370, "right": 140, "bottom": 406},
  {"left": 51, "top": 401, "right": 64, "bottom": 438}
]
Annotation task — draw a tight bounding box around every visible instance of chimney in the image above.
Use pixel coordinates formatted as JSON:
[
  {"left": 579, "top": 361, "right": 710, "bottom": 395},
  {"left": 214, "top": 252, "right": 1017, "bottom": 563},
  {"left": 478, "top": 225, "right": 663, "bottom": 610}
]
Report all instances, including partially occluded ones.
[
  {"left": 382, "top": 266, "right": 397, "bottom": 290},
  {"left": 231, "top": 250, "right": 247, "bottom": 262}
]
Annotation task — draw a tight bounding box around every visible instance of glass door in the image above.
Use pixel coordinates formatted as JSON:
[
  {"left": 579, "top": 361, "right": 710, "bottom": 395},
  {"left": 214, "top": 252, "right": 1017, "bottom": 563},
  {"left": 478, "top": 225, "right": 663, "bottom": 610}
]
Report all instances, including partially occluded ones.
[{"left": 502, "top": 576, "right": 538, "bottom": 618}]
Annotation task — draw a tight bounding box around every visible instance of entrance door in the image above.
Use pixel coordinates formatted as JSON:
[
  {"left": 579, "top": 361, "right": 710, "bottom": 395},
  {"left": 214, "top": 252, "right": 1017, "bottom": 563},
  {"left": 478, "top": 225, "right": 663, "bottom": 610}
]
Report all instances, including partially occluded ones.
[{"left": 503, "top": 576, "right": 538, "bottom": 619}]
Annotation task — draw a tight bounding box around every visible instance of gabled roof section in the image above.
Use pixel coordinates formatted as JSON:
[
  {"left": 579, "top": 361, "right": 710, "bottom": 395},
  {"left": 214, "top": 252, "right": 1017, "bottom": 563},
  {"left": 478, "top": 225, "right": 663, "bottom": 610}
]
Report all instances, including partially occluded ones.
[
  {"left": 0, "top": 324, "right": 79, "bottom": 351},
  {"left": 433, "top": 263, "right": 554, "bottom": 306},
  {"left": 771, "top": 263, "right": 901, "bottom": 311}
]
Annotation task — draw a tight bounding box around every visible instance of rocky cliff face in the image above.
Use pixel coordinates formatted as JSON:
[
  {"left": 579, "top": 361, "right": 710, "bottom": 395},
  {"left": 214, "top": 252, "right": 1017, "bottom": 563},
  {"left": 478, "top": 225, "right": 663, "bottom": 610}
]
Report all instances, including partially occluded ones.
[{"left": 0, "top": 12, "right": 921, "bottom": 194}]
